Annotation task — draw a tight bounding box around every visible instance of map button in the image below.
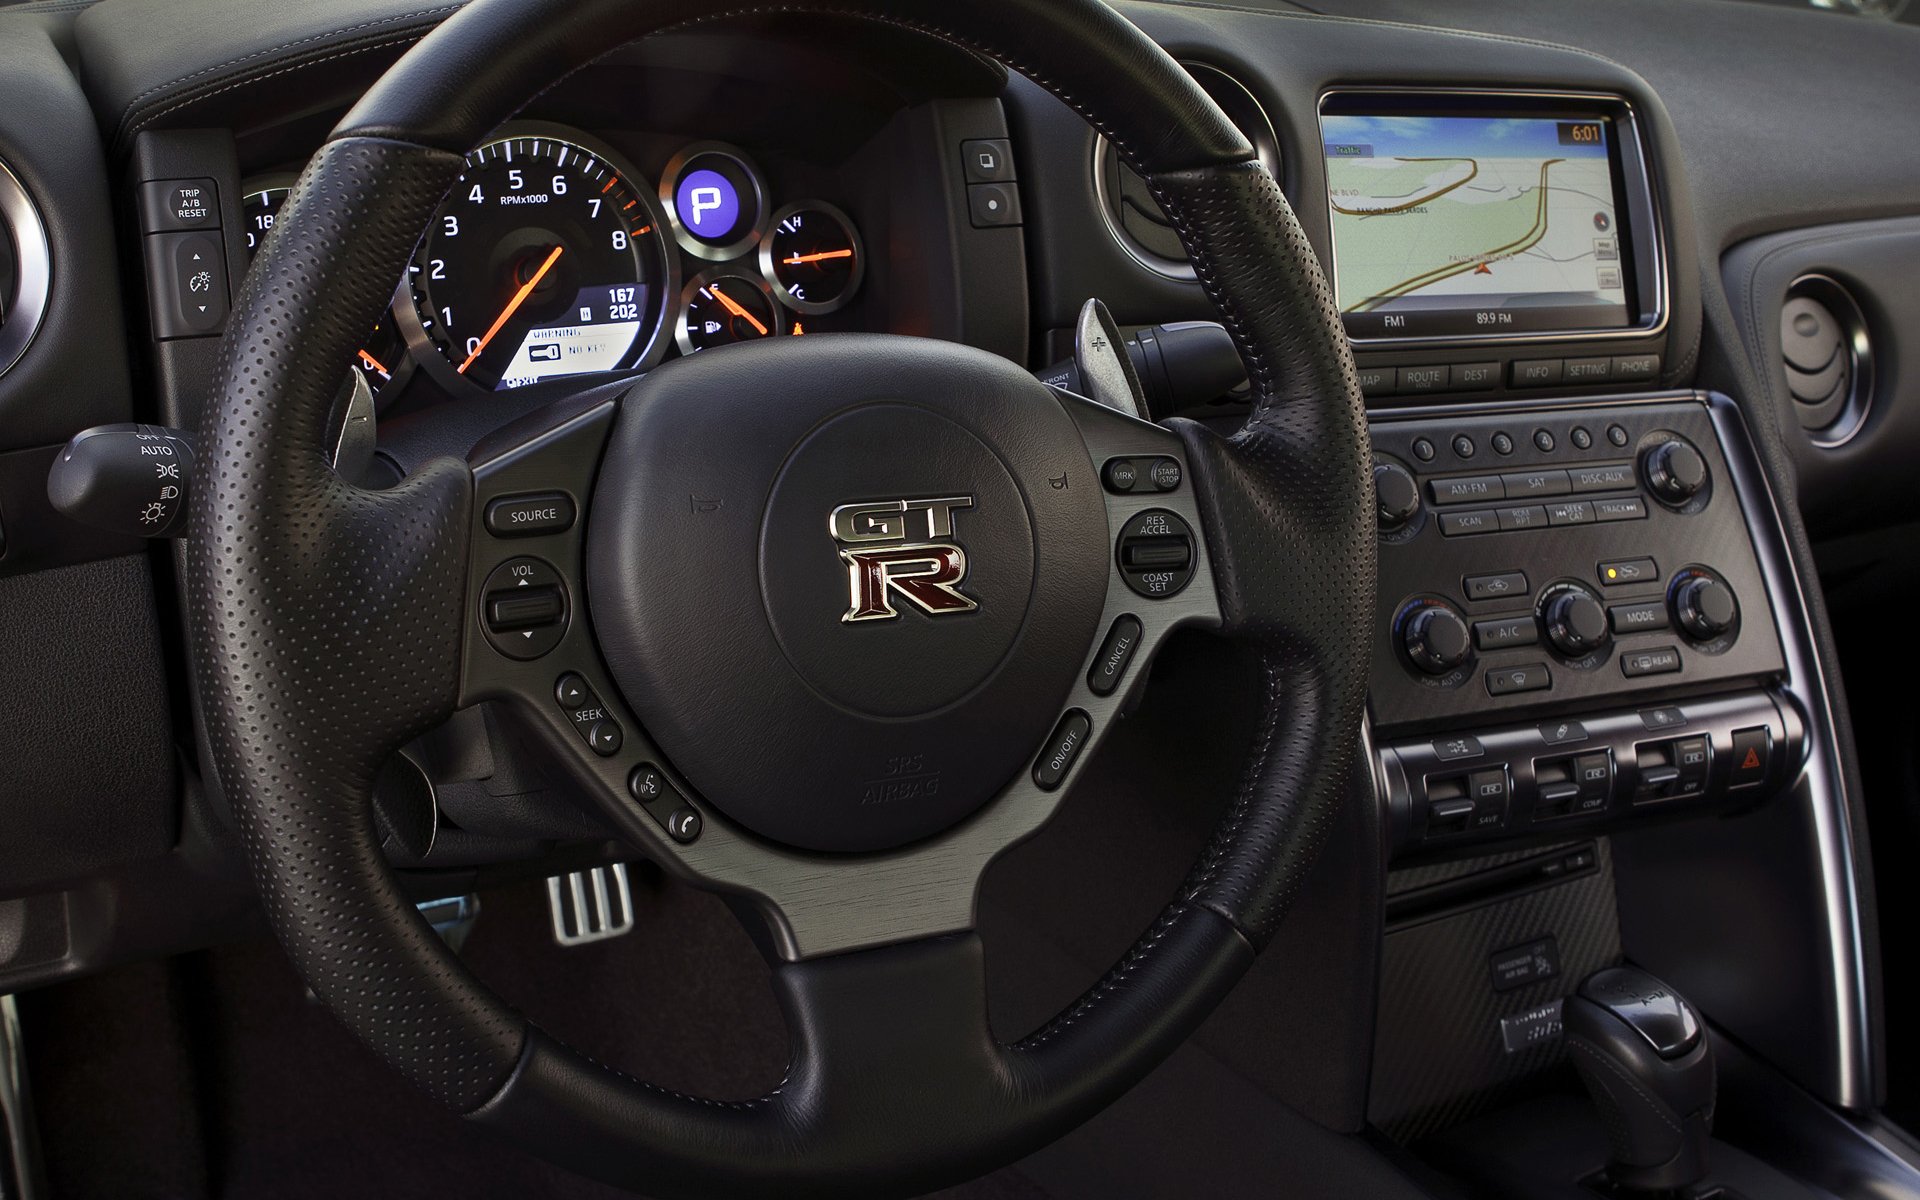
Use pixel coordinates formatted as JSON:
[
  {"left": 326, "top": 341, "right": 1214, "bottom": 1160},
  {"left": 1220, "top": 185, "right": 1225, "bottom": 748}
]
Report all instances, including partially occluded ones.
[
  {"left": 1511, "top": 359, "right": 1564, "bottom": 388},
  {"left": 1355, "top": 365, "right": 1397, "bottom": 395}
]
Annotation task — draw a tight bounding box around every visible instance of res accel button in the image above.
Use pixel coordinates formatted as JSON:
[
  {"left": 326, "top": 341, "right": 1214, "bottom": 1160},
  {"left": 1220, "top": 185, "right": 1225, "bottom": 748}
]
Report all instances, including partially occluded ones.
[{"left": 485, "top": 492, "right": 576, "bottom": 538}]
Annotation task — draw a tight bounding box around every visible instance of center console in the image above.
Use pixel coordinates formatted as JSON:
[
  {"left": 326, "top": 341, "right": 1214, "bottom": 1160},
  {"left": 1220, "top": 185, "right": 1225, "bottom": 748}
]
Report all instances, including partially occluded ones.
[{"left": 1367, "top": 396, "right": 1801, "bottom": 857}]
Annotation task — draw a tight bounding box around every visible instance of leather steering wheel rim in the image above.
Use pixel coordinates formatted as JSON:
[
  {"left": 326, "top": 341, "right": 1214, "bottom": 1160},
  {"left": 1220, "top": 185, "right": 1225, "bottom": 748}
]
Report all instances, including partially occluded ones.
[{"left": 186, "top": 1, "right": 1374, "bottom": 1196}]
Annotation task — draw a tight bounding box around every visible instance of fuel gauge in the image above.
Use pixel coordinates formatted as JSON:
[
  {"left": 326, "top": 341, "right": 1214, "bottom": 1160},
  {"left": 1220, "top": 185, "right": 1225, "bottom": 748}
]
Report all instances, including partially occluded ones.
[
  {"left": 760, "top": 202, "right": 864, "bottom": 315},
  {"left": 676, "top": 270, "right": 784, "bottom": 354}
]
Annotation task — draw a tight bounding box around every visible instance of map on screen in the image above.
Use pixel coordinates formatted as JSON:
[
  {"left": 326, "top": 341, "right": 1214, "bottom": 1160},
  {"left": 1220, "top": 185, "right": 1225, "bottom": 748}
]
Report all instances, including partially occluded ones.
[{"left": 1322, "top": 114, "right": 1631, "bottom": 337}]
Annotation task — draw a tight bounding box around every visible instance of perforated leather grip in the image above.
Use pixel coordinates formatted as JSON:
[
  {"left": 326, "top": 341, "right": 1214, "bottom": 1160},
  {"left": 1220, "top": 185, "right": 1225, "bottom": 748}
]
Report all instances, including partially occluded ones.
[{"left": 191, "top": 0, "right": 1372, "bottom": 1185}]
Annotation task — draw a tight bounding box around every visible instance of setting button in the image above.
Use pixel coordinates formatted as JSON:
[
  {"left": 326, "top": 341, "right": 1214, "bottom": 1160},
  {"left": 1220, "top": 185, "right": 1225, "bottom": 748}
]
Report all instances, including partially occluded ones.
[
  {"left": 1033, "top": 710, "right": 1092, "bottom": 791},
  {"left": 1087, "top": 615, "right": 1143, "bottom": 697},
  {"left": 486, "top": 492, "right": 576, "bottom": 538}
]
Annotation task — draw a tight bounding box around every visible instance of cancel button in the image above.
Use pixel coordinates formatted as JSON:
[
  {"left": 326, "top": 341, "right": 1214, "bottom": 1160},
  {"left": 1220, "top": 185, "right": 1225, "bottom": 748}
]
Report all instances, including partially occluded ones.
[{"left": 485, "top": 491, "right": 577, "bottom": 539}]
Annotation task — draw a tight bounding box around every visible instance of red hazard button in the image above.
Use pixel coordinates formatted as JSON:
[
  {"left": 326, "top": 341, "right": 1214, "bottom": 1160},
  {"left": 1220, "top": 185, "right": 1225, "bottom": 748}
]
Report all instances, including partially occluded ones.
[{"left": 1728, "top": 727, "right": 1771, "bottom": 790}]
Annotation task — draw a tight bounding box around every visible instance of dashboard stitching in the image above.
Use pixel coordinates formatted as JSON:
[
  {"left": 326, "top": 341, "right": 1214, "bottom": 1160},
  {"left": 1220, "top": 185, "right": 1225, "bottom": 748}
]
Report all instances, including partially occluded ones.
[
  {"left": 118, "top": 4, "right": 463, "bottom": 142},
  {"left": 132, "top": 33, "right": 440, "bottom": 137},
  {"left": 1144, "top": 1, "right": 1645, "bottom": 78}
]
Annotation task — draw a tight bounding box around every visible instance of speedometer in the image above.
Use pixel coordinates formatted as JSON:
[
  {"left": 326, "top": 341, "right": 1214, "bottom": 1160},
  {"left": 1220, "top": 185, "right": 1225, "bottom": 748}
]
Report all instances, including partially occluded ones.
[{"left": 402, "top": 128, "right": 676, "bottom": 391}]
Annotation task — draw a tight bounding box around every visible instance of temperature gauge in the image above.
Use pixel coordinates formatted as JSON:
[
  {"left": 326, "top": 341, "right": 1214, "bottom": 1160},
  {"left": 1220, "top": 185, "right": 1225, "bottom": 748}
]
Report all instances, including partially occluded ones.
[
  {"left": 676, "top": 270, "right": 784, "bottom": 354},
  {"left": 760, "top": 202, "right": 864, "bottom": 315}
]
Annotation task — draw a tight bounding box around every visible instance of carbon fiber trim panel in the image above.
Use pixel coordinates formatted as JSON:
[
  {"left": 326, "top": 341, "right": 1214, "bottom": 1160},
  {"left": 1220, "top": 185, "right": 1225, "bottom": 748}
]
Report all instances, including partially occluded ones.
[{"left": 1370, "top": 838, "right": 1621, "bottom": 1142}]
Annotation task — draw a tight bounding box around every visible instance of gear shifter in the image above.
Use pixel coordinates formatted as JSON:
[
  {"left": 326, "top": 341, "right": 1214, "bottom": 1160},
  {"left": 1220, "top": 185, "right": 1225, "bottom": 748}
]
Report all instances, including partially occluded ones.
[{"left": 1564, "top": 966, "right": 1716, "bottom": 1193}]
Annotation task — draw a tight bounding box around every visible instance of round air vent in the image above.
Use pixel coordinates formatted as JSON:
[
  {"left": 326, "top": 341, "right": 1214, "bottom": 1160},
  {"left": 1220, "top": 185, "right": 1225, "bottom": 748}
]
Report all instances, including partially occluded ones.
[
  {"left": 1094, "top": 63, "right": 1281, "bottom": 281},
  {"left": 1779, "top": 274, "right": 1872, "bottom": 446},
  {"left": 0, "top": 157, "right": 49, "bottom": 379}
]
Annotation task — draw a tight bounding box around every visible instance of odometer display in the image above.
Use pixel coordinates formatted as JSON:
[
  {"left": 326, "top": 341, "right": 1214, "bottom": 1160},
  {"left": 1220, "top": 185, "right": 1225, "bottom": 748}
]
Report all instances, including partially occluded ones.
[{"left": 407, "top": 131, "right": 675, "bottom": 390}]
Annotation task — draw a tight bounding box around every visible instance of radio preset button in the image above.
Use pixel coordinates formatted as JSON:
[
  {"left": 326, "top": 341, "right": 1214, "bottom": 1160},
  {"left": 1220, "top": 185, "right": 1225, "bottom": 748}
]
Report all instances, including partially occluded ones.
[{"left": 1570, "top": 427, "right": 1594, "bottom": 451}]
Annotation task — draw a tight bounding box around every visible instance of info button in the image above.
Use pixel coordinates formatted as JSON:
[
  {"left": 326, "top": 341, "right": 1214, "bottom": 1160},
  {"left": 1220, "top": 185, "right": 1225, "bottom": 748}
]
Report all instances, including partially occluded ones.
[{"left": 486, "top": 492, "right": 577, "bottom": 538}]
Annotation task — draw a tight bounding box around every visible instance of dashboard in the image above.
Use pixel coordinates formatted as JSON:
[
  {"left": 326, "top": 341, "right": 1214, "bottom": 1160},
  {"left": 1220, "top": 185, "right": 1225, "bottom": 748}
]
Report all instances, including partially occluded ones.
[{"left": 0, "top": 0, "right": 1915, "bottom": 1193}]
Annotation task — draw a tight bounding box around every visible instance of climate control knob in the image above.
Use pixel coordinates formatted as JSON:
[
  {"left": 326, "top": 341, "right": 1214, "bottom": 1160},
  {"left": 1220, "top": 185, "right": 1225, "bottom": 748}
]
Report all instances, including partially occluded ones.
[
  {"left": 1403, "top": 603, "right": 1471, "bottom": 675},
  {"left": 1643, "top": 439, "right": 1708, "bottom": 505},
  {"left": 1542, "top": 585, "right": 1610, "bottom": 657},
  {"left": 1673, "top": 574, "right": 1738, "bottom": 641},
  {"left": 1374, "top": 458, "right": 1421, "bottom": 531}
]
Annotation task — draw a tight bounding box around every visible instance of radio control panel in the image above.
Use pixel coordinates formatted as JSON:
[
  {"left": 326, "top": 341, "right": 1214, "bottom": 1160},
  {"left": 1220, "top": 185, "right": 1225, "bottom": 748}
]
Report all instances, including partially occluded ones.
[{"left": 1366, "top": 399, "right": 1785, "bottom": 731}]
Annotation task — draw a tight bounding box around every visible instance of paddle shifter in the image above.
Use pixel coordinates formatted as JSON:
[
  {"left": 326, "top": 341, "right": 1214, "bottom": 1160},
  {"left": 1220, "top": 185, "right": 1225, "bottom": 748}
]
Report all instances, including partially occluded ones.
[{"left": 1564, "top": 967, "right": 1716, "bottom": 1194}]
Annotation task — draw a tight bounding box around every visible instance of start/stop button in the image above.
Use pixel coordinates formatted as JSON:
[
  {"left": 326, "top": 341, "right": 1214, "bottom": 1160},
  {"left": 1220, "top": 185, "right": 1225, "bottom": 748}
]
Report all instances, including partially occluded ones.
[{"left": 1115, "top": 508, "right": 1196, "bottom": 599}]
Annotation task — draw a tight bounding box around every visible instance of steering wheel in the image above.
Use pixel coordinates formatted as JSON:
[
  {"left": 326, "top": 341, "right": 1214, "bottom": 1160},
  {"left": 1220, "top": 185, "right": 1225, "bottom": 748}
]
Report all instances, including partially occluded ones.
[{"left": 186, "top": 0, "right": 1372, "bottom": 1194}]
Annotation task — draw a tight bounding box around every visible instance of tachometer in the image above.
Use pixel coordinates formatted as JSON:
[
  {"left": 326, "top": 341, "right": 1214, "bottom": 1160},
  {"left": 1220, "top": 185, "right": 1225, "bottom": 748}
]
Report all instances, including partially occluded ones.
[{"left": 403, "top": 128, "right": 676, "bottom": 391}]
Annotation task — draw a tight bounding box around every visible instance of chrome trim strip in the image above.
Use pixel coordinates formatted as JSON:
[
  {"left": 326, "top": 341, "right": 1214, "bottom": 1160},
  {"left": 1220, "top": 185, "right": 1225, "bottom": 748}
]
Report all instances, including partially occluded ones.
[
  {"left": 1707, "top": 390, "right": 1871, "bottom": 1108},
  {"left": 1316, "top": 87, "right": 1670, "bottom": 350},
  {"left": 0, "top": 995, "right": 43, "bottom": 1200},
  {"left": 0, "top": 158, "right": 51, "bottom": 379}
]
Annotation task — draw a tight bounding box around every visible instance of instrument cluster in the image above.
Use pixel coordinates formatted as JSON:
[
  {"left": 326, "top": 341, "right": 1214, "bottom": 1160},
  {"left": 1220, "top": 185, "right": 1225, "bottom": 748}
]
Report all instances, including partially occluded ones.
[{"left": 241, "top": 122, "right": 868, "bottom": 406}]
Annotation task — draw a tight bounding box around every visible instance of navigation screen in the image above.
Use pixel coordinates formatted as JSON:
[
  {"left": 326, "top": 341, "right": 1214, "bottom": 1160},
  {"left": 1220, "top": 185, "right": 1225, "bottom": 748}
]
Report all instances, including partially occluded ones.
[{"left": 1322, "top": 112, "right": 1634, "bottom": 339}]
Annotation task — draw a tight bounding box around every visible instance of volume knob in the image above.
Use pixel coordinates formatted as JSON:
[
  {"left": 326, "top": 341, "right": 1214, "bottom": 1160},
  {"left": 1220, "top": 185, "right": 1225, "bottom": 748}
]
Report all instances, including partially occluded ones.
[
  {"left": 1374, "top": 458, "right": 1421, "bottom": 531},
  {"left": 1644, "top": 439, "right": 1708, "bottom": 505},
  {"left": 1543, "top": 587, "right": 1610, "bottom": 657},
  {"left": 1403, "top": 604, "right": 1471, "bottom": 675},
  {"left": 1674, "top": 575, "right": 1737, "bottom": 640}
]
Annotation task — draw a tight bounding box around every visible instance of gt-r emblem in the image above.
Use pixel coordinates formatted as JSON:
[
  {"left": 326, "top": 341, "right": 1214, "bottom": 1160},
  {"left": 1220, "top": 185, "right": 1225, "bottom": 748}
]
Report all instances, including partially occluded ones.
[{"left": 830, "top": 496, "right": 978, "bottom": 623}]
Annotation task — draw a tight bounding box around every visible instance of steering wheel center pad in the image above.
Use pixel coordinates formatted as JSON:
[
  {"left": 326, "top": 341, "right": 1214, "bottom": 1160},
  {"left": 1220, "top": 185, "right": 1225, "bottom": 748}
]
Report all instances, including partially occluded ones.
[{"left": 590, "top": 337, "right": 1107, "bottom": 852}]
